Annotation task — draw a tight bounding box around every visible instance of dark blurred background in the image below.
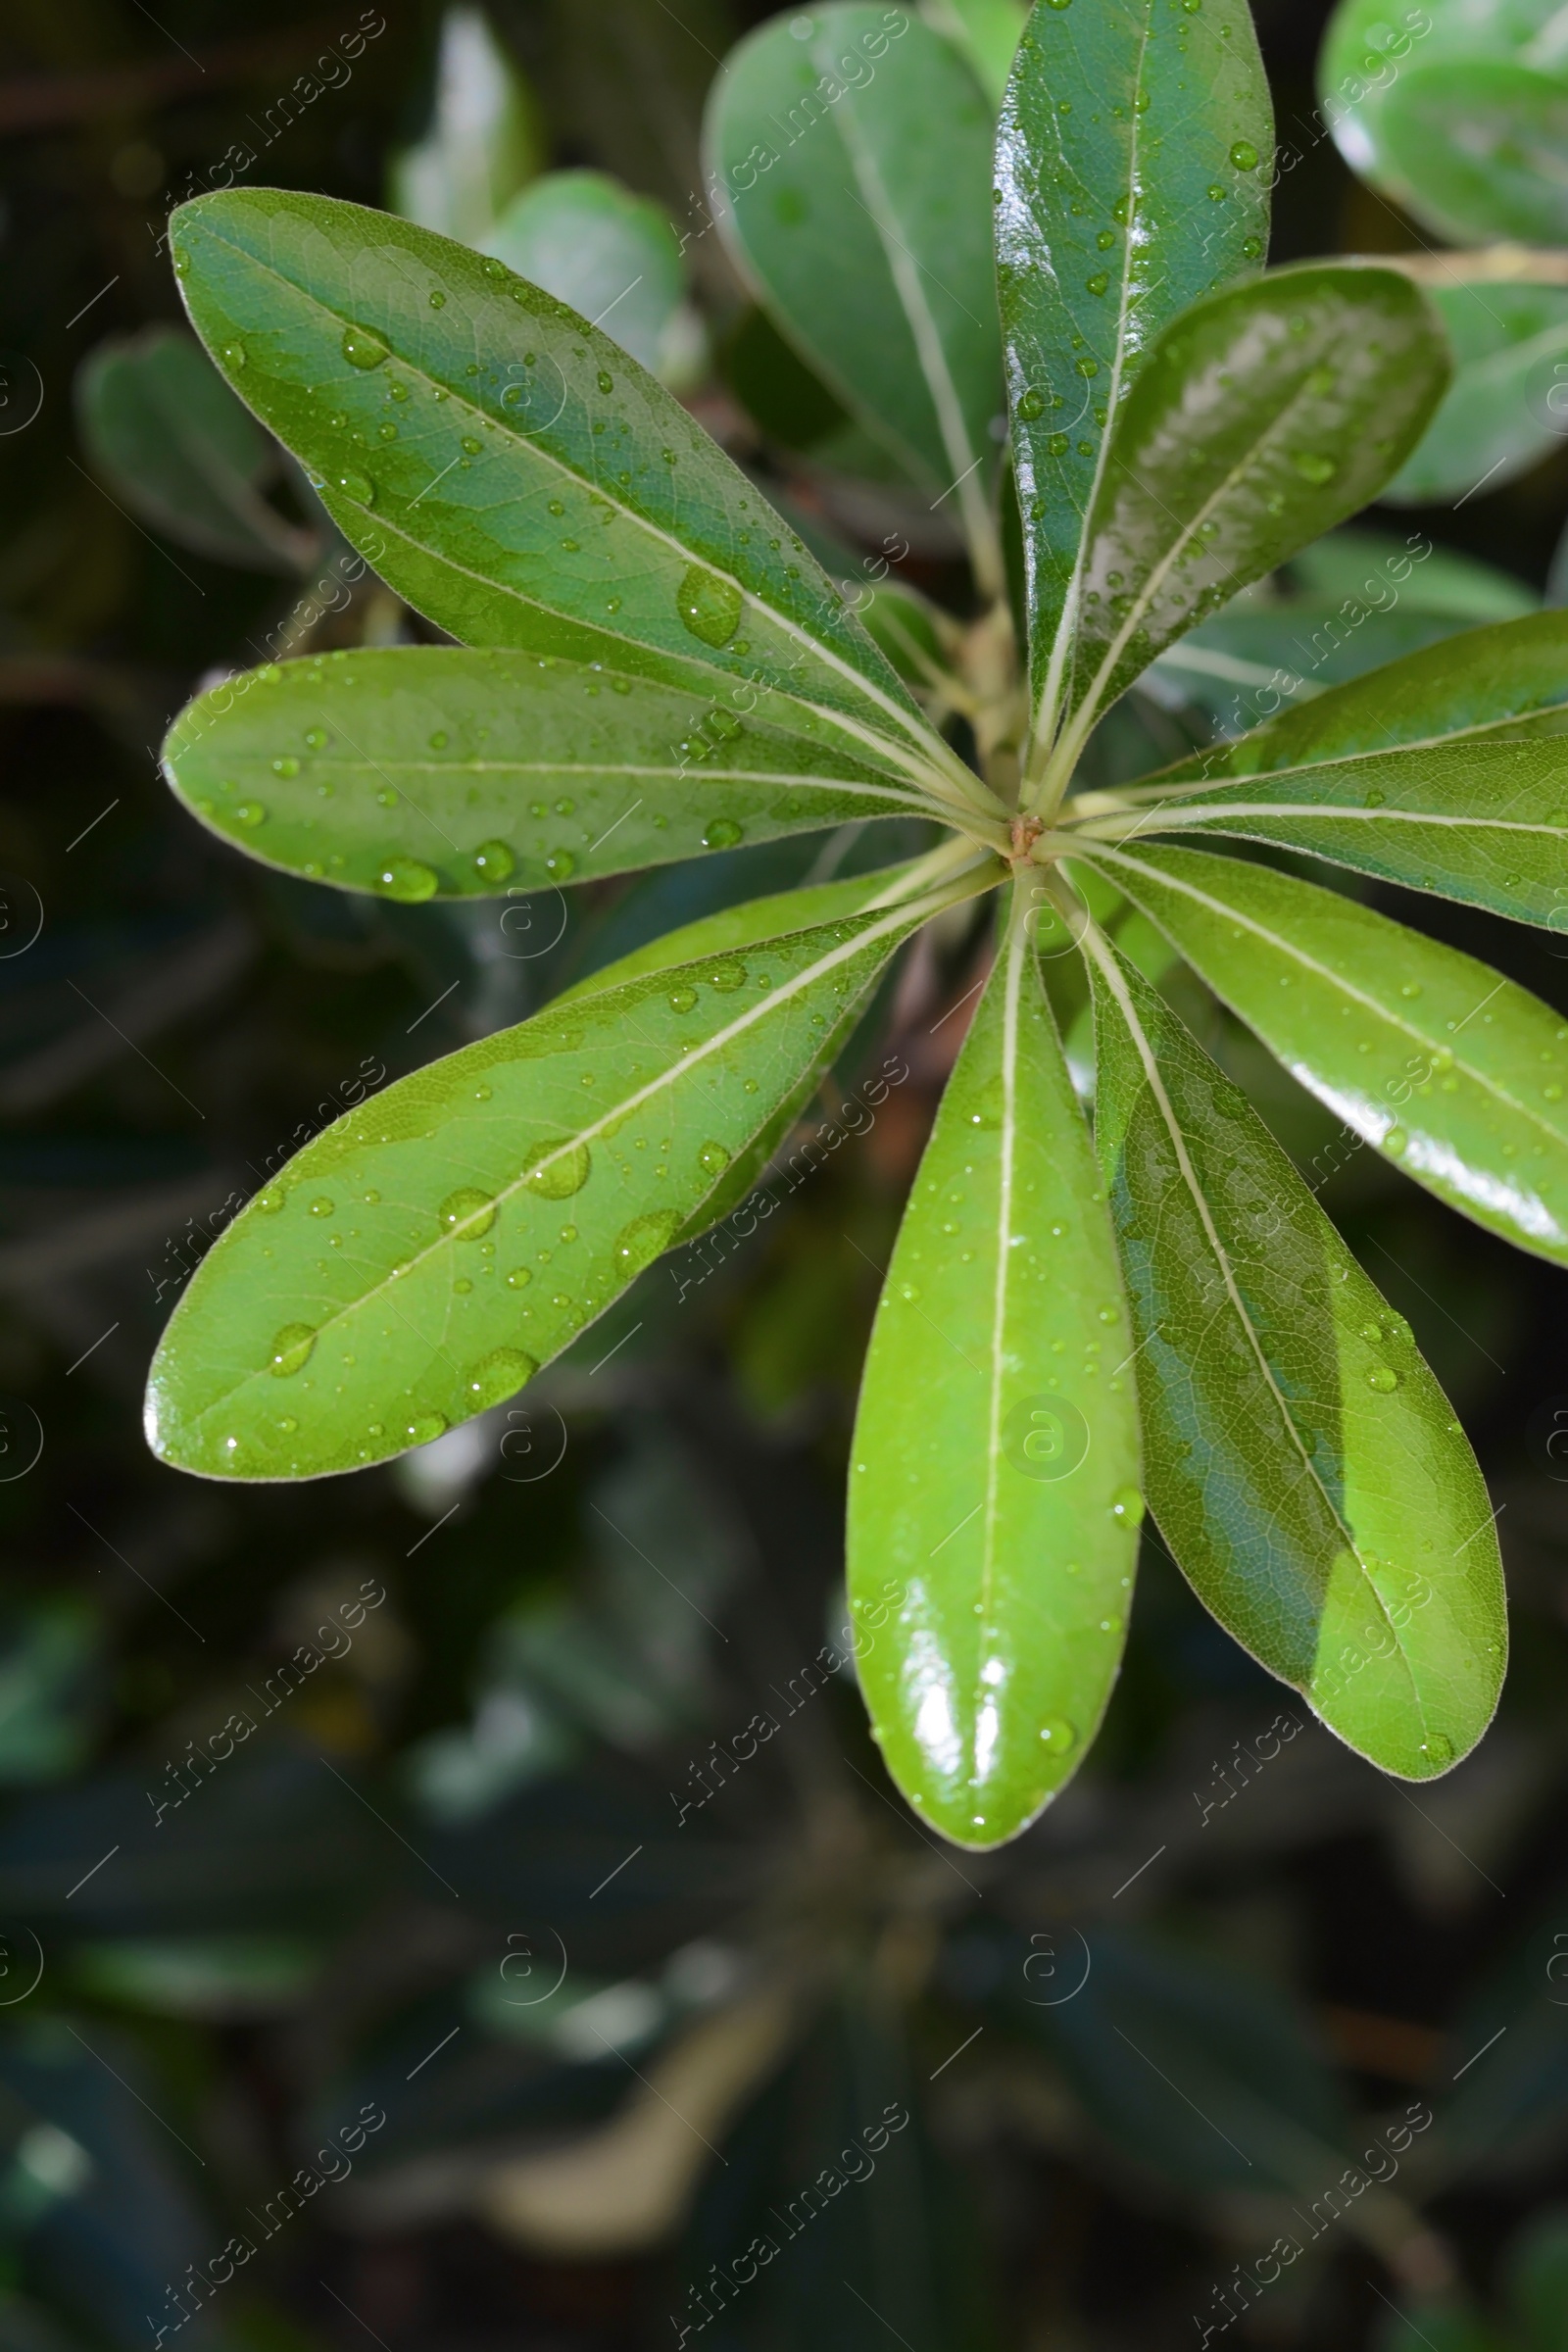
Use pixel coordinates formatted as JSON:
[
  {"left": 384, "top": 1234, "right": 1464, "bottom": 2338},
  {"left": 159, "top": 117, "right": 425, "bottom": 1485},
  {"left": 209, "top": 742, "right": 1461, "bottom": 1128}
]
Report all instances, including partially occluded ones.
[{"left": 2, "top": 3, "right": 1568, "bottom": 2348}]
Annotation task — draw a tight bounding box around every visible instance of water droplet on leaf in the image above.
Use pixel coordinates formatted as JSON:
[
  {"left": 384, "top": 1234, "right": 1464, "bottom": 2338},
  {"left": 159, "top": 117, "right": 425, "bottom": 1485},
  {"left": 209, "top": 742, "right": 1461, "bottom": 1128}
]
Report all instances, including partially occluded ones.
[
  {"left": 439, "top": 1187, "right": 497, "bottom": 1239},
  {"left": 342, "top": 323, "right": 390, "bottom": 368},
  {"left": 373, "top": 856, "right": 439, "bottom": 903},
  {"left": 269, "top": 1322, "right": 317, "bottom": 1377},
  {"left": 676, "top": 565, "right": 743, "bottom": 648}
]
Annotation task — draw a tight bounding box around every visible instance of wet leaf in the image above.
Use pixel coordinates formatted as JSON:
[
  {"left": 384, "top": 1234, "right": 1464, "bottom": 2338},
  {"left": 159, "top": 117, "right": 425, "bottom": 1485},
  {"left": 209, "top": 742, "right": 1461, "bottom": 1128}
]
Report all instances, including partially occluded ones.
[
  {"left": 997, "top": 0, "right": 1271, "bottom": 739},
  {"left": 1088, "top": 840, "right": 1568, "bottom": 1267},
  {"left": 848, "top": 881, "right": 1142, "bottom": 1848},
  {"left": 1086, "top": 932, "right": 1504, "bottom": 1778},
  {"left": 145, "top": 873, "right": 982, "bottom": 1480},
  {"left": 162, "top": 645, "right": 936, "bottom": 901},
  {"left": 706, "top": 6, "right": 1004, "bottom": 586}
]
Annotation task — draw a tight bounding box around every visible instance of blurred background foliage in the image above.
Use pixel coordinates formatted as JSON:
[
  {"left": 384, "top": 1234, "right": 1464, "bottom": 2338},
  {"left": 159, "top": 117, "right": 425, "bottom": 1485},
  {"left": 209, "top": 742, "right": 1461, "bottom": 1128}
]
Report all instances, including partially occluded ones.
[{"left": 3, "top": 0, "right": 1568, "bottom": 2345}]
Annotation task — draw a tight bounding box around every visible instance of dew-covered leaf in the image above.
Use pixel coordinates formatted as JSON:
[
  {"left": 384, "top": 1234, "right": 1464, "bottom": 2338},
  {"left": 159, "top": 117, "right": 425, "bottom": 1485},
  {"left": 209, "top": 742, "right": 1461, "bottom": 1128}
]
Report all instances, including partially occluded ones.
[
  {"left": 75, "top": 326, "right": 312, "bottom": 572},
  {"left": 145, "top": 877, "right": 980, "bottom": 1480},
  {"left": 1032, "top": 265, "right": 1449, "bottom": 786},
  {"left": 168, "top": 189, "right": 970, "bottom": 808},
  {"left": 705, "top": 6, "right": 1004, "bottom": 586},
  {"left": 996, "top": 0, "right": 1271, "bottom": 740},
  {"left": 161, "top": 645, "right": 937, "bottom": 901},
  {"left": 483, "top": 170, "right": 702, "bottom": 387},
  {"left": 1085, "top": 930, "right": 1504, "bottom": 1779},
  {"left": 1087, "top": 841, "right": 1568, "bottom": 1267},
  {"left": 848, "top": 882, "right": 1142, "bottom": 1849}
]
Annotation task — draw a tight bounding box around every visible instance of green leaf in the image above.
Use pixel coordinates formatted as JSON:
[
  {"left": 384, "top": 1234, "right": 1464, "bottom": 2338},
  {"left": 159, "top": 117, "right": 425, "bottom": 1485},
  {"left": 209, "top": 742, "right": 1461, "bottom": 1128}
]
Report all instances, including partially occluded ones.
[
  {"left": 1381, "top": 61, "right": 1568, "bottom": 245},
  {"left": 1031, "top": 265, "right": 1450, "bottom": 793},
  {"left": 996, "top": 0, "right": 1271, "bottom": 740},
  {"left": 1507, "top": 2209, "right": 1568, "bottom": 2352},
  {"left": 705, "top": 6, "right": 1004, "bottom": 587},
  {"left": 1094, "top": 741, "right": 1568, "bottom": 932},
  {"left": 483, "top": 171, "right": 702, "bottom": 388},
  {"left": 145, "top": 874, "right": 981, "bottom": 1480},
  {"left": 1317, "top": 0, "right": 1546, "bottom": 219},
  {"left": 1082, "top": 840, "right": 1568, "bottom": 1266},
  {"left": 1289, "top": 526, "right": 1538, "bottom": 623},
  {"left": 168, "top": 189, "right": 977, "bottom": 815},
  {"left": 387, "top": 5, "right": 543, "bottom": 248},
  {"left": 1385, "top": 279, "right": 1568, "bottom": 505},
  {"left": 1146, "top": 602, "right": 1467, "bottom": 736},
  {"left": 74, "top": 327, "right": 312, "bottom": 573},
  {"left": 848, "top": 881, "right": 1143, "bottom": 1849},
  {"left": 161, "top": 645, "right": 939, "bottom": 901},
  {"left": 922, "top": 0, "right": 1028, "bottom": 107},
  {"left": 1085, "top": 932, "right": 1504, "bottom": 1778}
]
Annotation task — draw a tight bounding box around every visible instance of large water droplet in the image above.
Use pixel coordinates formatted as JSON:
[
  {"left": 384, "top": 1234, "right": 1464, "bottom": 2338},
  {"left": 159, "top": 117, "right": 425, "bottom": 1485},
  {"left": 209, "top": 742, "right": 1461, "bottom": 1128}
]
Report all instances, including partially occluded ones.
[
  {"left": 342, "top": 323, "right": 390, "bottom": 369},
  {"left": 1365, "top": 1363, "right": 1399, "bottom": 1393},
  {"left": 676, "top": 565, "right": 743, "bottom": 648},
  {"left": 703, "top": 818, "right": 744, "bottom": 851},
  {"left": 1229, "top": 140, "right": 1259, "bottom": 170},
  {"left": 1109, "top": 1487, "right": 1145, "bottom": 1527},
  {"left": 405, "top": 1411, "right": 448, "bottom": 1446},
  {"left": 526, "top": 1141, "right": 591, "bottom": 1200},
  {"left": 706, "top": 960, "right": 747, "bottom": 992},
  {"left": 613, "top": 1209, "right": 681, "bottom": 1277},
  {"left": 1015, "top": 388, "right": 1047, "bottom": 420},
  {"left": 466, "top": 1348, "right": 537, "bottom": 1408},
  {"left": 698, "top": 1140, "right": 731, "bottom": 1179},
  {"left": 1292, "top": 452, "right": 1336, "bottom": 485},
  {"left": 373, "top": 857, "right": 439, "bottom": 903},
  {"left": 439, "top": 1187, "right": 497, "bottom": 1239},
  {"left": 269, "top": 1322, "right": 317, "bottom": 1377},
  {"left": 1421, "top": 1731, "right": 1454, "bottom": 1765},
  {"left": 334, "top": 469, "right": 375, "bottom": 504},
  {"left": 667, "top": 985, "right": 698, "bottom": 1013},
  {"left": 233, "top": 801, "right": 268, "bottom": 828},
  {"left": 470, "top": 840, "right": 514, "bottom": 885},
  {"left": 545, "top": 849, "right": 576, "bottom": 882},
  {"left": 1038, "top": 1716, "right": 1079, "bottom": 1754},
  {"left": 221, "top": 339, "right": 247, "bottom": 370}
]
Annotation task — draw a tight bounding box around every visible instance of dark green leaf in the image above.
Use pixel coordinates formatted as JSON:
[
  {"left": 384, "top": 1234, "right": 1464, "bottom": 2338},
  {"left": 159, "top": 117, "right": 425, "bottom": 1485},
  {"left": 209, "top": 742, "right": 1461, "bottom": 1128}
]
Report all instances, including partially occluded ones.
[
  {"left": 1084, "top": 841, "right": 1568, "bottom": 1267},
  {"left": 1386, "top": 279, "right": 1568, "bottom": 505},
  {"left": 161, "top": 645, "right": 939, "bottom": 900},
  {"left": 997, "top": 0, "right": 1271, "bottom": 736},
  {"left": 75, "top": 326, "right": 311, "bottom": 572},
  {"left": 1029, "top": 265, "right": 1450, "bottom": 796},
  {"left": 849, "top": 881, "right": 1143, "bottom": 1848},
  {"left": 145, "top": 872, "right": 982, "bottom": 1480},
  {"left": 1508, "top": 2208, "right": 1568, "bottom": 2352},
  {"left": 169, "top": 190, "right": 980, "bottom": 815},
  {"left": 706, "top": 6, "right": 1004, "bottom": 586},
  {"left": 1086, "top": 932, "right": 1504, "bottom": 1777}
]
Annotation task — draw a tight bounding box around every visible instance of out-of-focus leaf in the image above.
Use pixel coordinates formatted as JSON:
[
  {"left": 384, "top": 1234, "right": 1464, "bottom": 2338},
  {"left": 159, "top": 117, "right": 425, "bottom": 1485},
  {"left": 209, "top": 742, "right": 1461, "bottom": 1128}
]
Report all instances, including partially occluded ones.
[
  {"left": 1289, "top": 527, "right": 1538, "bottom": 622},
  {"left": 706, "top": 6, "right": 1004, "bottom": 586},
  {"left": 1002, "top": 1928, "right": 1350, "bottom": 2196},
  {"left": 1507, "top": 2206, "right": 1568, "bottom": 2352},
  {"left": 484, "top": 170, "right": 704, "bottom": 388},
  {"left": 388, "top": 5, "right": 543, "bottom": 248},
  {"left": 0, "top": 1604, "right": 100, "bottom": 1786},
  {"left": 75, "top": 329, "right": 310, "bottom": 573},
  {"left": 1381, "top": 63, "right": 1568, "bottom": 246},
  {"left": 1147, "top": 603, "right": 1466, "bottom": 734},
  {"left": 922, "top": 0, "right": 1027, "bottom": 107},
  {"left": 1385, "top": 280, "right": 1568, "bottom": 505},
  {"left": 70, "top": 1936, "right": 320, "bottom": 2019},
  {"left": 1372, "top": 2307, "right": 1502, "bottom": 2352},
  {"left": 997, "top": 0, "right": 1271, "bottom": 735}
]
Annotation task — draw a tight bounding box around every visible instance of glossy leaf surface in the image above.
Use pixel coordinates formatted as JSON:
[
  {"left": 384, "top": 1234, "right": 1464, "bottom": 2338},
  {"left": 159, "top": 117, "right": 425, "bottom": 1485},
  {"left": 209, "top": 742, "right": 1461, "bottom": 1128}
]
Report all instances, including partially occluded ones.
[
  {"left": 1146, "top": 603, "right": 1464, "bottom": 736},
  {"left": 1385, "top": 280, "right": 1568, "bottom": 506},
  {"left": 996, "top": 0, "right": 1271, "bottom": 733},
  {"left": 483, "top": 170, "right": 700, "bottom": 387},
  {"left": 849, "top": 886, "right": 1142, "bottom": 1849},
  {"left": 1042, "top": 265, "right": 1449, "bottom": 772},
  {"left": 161, "top": 645, "right": 934, "bottom": 901},
  {"left": 75, "top": 327, "right": 311, "bottom": 573},
  {"left": 168, "top": 190, "right": 962, "bottom": 804},
  {"left": 1102, "top": 742, "right": 1568, "bottom": 931},
  {"left": 1382, "top": 62, "right": 1568, "bottom": 245},
  {"left": 1151, "top": 612, "right": 1568, "bottom": 785},
  {"left": 1086, "top": 933, "right": 1504, "bottom": 1777},
  {"left": 146, "top": 884, "right": 970, "bottom": 1481},
  {"left": 1090, "top": 842, "right": 1568, "bottom": 1266},
  {"left": 705, "top": 7, "right": 1003, "bottom": 582}
]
